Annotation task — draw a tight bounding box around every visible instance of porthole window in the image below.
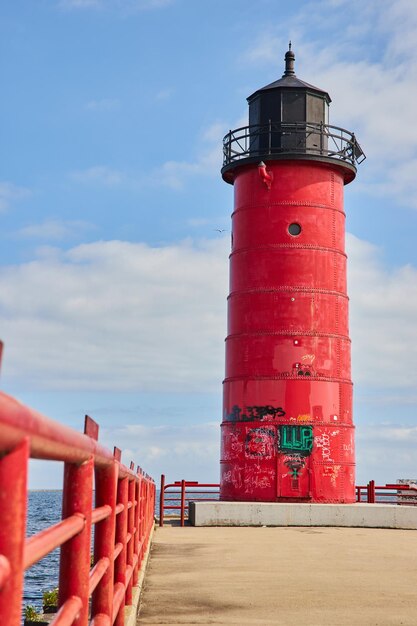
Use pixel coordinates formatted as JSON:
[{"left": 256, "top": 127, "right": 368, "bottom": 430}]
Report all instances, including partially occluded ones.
[{"left": 288, "top": 223, "right": 302, "bottom": 236}]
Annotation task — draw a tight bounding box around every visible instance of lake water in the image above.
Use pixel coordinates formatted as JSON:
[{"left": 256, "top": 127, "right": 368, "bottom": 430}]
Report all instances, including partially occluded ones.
[
  {"left": 24, "top": 489, "right": 162, "bottom": 616},
  {"left": 24, "top": 491, "right": 62, "bottom": 613}
]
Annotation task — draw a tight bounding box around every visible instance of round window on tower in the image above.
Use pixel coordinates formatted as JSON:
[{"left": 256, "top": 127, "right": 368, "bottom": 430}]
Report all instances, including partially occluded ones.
[{"left": 288, "top": 223, "right": 302, "bottom": 236}]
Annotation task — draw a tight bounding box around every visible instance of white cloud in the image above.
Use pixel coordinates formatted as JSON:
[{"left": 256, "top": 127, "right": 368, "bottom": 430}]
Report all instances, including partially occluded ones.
[
  {"left": 16, "top": 219, "right": 94, "bottom": 241},
  {"left": 155, "top": 121, "right": 230, "bottom": 190},
  {"left": 102, "top": 422, "right": 219, "bottom": 482},
  {"left": 0, "top": 237, "right": 229, "bottom": 392},
  {"left": 357, "top": 423, "right": 417, "bottom": 483},
  {"left": 347, "top": 233, "right": 417, "bottom": 389},
  {"left": 70, "top": 166, "right": 125, "bottom": 186},
  {"left": 85, "top": 98, "right": 120, "bottom": 111},
  {"left": 0, "top": 182, "right": 30, "bottom": 212}
]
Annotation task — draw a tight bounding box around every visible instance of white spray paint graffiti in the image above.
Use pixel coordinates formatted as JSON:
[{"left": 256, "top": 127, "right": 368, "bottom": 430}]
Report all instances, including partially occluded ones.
[
  {"left": 314, "top": 433, "right": 333, "bottom": 462},
  {"left": 223, "top": 431, "right": 244, "bottom": 460},
  {"left": 222, "top": 464, "right": 276, "bottom": 494}
]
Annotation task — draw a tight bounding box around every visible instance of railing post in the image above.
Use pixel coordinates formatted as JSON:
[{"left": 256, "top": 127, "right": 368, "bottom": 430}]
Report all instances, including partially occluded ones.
[
  {"left": 138, "top": 469, "right": 144, "bottom": 562},
  {"left": 144, "top": 479, "right": 149, "bottom": 548},
  {"left": 159, "top": 474, "right": 165, "bottom": 527},
  {"left": 59, "top": 455, "right": 94, "bottom": 626},
  {"left": 0, "top": 438, "right": 29, "bottom": 626},
  {"left": 180, "top": 479, "right": 186, "bottom": 527},
  {"left": 91, "top": 460, "right": 118, "bottom": 622},
  {"left": 114, "top": 470, "right": 128, "bottom": 626},
  {"left": 367, "top": 480, "right": 375, "bottom": 503},
  {"left": 151, "top": 481, "right": 155, "bottom": 522},
  {"left": 126, "top": 472, "right": 135, "bottom": 605},
  {"left": 133, "top": 470, "right": 141, "bottom": 586}
]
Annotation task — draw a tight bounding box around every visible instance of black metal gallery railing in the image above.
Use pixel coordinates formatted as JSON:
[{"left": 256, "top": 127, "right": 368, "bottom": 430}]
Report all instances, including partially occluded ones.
[{"left": 222, "top": 122, "right": 366, "bottom": 169}]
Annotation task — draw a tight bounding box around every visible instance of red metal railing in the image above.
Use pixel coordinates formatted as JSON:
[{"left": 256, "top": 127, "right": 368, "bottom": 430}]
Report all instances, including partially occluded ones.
[
  {"left": 356, "top": 481, "right": 417, "bottom": 504},
  {"left": 159, "top": 475, "right": 220, "bottom": 527},
  {"left": 0, "top": 389, "right": 156, "bottom": 626},
  {"left": 159, "top": 477, "right": 417, "bottom": 527}
]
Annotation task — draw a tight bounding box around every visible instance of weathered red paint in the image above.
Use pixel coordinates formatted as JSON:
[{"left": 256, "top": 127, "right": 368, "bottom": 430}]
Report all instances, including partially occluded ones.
[
  {"left": 220, "top": 158, "right": 356, "bottom": 503},
  {"left": 0, "top": 438, "right": 29, "bottom": 625},
  {"left": 114, "top": 476, "right": 128, "bottom": 626},
  {"left": 92, "top": 462, "right": 118, "bottom": 621},
  {"left": 59, "top": 457, "right": 94, "bottom": 625},
  {"left": 0, "top": 378, "right": 156, "bottom": 626}
]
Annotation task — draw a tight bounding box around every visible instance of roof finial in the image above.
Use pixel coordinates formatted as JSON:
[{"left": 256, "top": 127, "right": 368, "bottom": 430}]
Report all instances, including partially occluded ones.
[{"left": 283, "top": 42, "right": 295, "bottom": 77}]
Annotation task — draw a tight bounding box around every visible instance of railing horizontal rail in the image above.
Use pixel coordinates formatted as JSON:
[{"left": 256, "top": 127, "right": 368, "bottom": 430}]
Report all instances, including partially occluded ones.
[
  {"left": 90, "top": 614, "right": 111, "bottom": 626},
  {"left": 356, "top": 481, "right": 417, "bottom": 504},
  {"left": 51, "top": 595, "right": 83, "bottom": 626},
  {"left": 89, "top": 557, "right": 110, "bottom": 595},
  {"left": 222, "top": 122, "right": 366, "bottom": 170},
  {"left": 0, "top": 356, "right": 156, "bottom": 626},
  {"left": 91, "top": 504, "right": 112, "bottom": 524},
  {"left": 0, "top": 391, "right": 141, "bottom": 479},
  {"left": 159, "top": 475, "right": 220, "bottom": 527},
  {"left": 24, "top": 514, "right": 85, "bottom": 569}
]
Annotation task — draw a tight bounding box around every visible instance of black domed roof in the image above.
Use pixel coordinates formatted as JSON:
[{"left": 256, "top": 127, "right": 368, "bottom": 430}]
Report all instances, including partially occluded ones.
[{"left": 247, "top": 44, "right": 331, "bottom": 103}]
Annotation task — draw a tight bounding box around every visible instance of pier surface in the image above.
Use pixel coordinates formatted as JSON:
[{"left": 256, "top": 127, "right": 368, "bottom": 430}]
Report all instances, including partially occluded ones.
[{"left": 137, "top": 523, "right": 417, "bottom": 625}]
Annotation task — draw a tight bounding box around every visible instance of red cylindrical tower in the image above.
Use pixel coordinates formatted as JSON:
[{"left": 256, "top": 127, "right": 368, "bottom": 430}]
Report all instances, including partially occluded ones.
[{"left": 220, "top": 45, "right": 365, "bottom": 503}]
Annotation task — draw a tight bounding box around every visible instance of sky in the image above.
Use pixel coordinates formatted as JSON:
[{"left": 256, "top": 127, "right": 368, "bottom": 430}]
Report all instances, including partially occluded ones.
[{"left": 0, "top": 0, "right": 416, "bottom": 488}]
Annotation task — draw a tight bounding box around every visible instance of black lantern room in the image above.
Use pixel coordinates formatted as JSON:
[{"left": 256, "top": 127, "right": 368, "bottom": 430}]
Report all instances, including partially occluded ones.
[{"left": 222, "top": 44, "right": 365, "bottom": 184}]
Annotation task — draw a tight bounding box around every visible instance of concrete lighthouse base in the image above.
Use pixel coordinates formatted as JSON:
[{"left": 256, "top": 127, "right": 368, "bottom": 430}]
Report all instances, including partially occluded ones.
[{"left": 189, "top": 501, "right": 417, "bottom": 530}]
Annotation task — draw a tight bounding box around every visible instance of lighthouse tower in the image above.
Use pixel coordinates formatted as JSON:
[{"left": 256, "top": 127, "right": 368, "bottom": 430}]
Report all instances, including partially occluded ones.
[{"left": 220, "top": 45, "right": 365, "bottom": 503}]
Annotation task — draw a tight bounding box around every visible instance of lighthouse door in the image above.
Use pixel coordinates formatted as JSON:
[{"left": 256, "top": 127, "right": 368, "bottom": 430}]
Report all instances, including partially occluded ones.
[{"left": 276, "top": 425, "right": 313, "bottom": 499}]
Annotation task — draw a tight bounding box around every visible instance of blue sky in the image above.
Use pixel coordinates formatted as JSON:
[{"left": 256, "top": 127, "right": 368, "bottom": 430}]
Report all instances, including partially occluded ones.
[{"left": 0, "top": 0, "right": 416, "bottom": 488}]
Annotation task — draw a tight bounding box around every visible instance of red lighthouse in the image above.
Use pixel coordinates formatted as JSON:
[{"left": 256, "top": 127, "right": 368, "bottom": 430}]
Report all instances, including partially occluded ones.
[{"left": 220, "top": 45, "right": 365, "bottom": 503}]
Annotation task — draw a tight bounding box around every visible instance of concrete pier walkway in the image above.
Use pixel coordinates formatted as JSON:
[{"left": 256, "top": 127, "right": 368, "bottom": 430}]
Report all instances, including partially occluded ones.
[{"left": 137, "top": 523, "right": 417, "bottom": 625}]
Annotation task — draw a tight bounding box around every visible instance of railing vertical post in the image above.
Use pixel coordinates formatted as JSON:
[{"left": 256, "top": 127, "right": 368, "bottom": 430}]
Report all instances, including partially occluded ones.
[
  {"left": 0, "top": 438, "right": 29, "bottom": 626},
  {"left": 126, "top": 475, "right": 135, "bottom": 604},
  {"left": 151, "top": 481, "right": 155, "bottom": 525},
  {"left": 59, "top": 456, "right": 94, "bottom": 626},
  {"left": 133, "top": 471, "right": 140, "bottom": 586},
  {"left": 367, "top": 480, "right": 375, "bottom": 503},
  {"left": 159, "top": 474, "right": 165, "bottom": 527},
  {"left": 143, "top": 479, "right": 149, "bottom": 547},
  {"left": 114, "top": 471, "right": 128, "bottom": 626},
  {"left": 138, "top": 469, "right": 144, "bottom": 562},
  {"left": 91, "top": 460, "right": 118, "bottom": 621},
  {"left": 180, "top": 479, "right": 186, "bottom": 527}
]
